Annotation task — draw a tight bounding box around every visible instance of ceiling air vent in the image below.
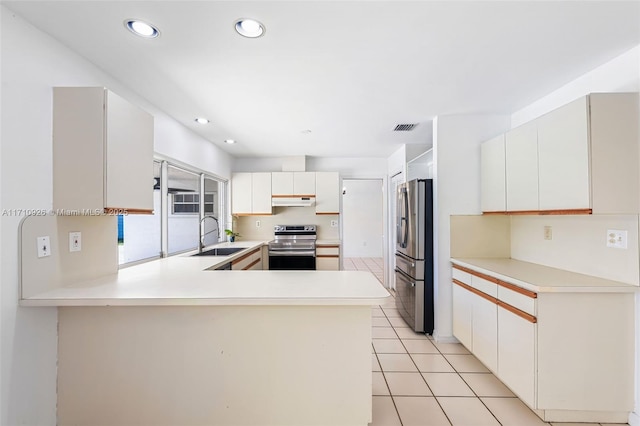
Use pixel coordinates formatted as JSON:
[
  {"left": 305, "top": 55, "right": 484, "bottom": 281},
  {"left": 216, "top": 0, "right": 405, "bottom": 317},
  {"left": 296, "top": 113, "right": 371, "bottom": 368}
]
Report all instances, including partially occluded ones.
[{"left": 394, "top": 123, "right": 418, "bottom": 131}]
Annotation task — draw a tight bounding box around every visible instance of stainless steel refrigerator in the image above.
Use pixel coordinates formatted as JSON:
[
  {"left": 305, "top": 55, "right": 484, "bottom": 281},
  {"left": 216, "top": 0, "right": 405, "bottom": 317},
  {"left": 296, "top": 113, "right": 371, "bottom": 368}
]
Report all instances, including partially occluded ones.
[{"left": 395, "top": 179, "right": 434, "bottom": 334}]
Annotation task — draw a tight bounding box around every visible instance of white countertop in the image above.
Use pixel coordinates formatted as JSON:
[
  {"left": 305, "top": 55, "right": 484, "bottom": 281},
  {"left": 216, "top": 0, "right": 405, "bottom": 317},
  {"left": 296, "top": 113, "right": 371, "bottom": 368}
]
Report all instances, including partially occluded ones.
[
  {"left": 451, "top": 257, "right": 639, "bottom": 293},
  {"left": 21, "top": 241, "right": 390, "bottom": 307}
]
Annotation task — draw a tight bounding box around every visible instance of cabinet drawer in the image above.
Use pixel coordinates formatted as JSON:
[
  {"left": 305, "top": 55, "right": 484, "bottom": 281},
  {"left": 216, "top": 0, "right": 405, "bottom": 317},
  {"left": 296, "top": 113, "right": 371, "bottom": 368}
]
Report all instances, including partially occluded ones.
[
  {"left": 452, "top": 268, "right": 472, "bottom": 285},
  {"left": 231, "top": 248, "right": 262, "bottom": 270},
  {"left": 498, "top": 283, "right": 536, "bottom": 316},
  {"left": 471, "top": 275, "right": 497, "bottom": 298},
  {"left": 316, "top": 245, "right": 340, "bottom": 256}
]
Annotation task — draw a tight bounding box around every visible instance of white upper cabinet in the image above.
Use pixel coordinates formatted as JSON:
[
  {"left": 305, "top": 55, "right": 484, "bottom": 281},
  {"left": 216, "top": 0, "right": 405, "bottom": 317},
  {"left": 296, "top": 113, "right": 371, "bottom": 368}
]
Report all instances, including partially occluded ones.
[
  {"left": 232, "top": 172, "right": 272, "bottom": 215},
  {"left": 481, "top": 93, "right": 639, "bottom": 214},
  {"left": 480, "top": 134, "right": 506, "bottom": 213},
  {"left": 272, "top": 172, "right": 316, "bottom": 196},
  {"left": 53, "top": 87, "right": 154, "bottom": 213},
  {"left": 505, "top": 121, "right": 539, "bottom": 212},
  {"left": 315, "top": 172, "right": 340, "bottom": 214},
  {"left": 537, "top": 96, "right": 590, "bottom": 211},
  {"left": 293, "top": 172, "right": 316, "bottom": 195}
]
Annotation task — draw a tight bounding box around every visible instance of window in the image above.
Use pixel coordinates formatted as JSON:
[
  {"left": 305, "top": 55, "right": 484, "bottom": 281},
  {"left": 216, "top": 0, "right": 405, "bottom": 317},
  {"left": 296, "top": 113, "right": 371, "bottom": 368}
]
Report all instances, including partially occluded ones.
[
  {"left": 172, "top": 192, "right": 216, "bottom": 215},
  {"left": 118, "top": 160, "right": 227, "bottom": 266}
]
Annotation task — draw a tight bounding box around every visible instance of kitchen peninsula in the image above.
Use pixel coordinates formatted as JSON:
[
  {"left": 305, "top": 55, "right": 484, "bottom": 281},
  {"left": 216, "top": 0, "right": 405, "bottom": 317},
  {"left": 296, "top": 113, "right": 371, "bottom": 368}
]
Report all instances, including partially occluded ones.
[{"left": 20, "top": 226, "right": 390, "bottom": 425}]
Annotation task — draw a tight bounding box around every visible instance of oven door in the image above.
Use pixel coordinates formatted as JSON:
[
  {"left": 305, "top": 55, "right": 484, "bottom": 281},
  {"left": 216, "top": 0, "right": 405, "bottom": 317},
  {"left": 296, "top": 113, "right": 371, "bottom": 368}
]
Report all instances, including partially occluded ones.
[{"left": 268, "top": 251, "right": 316, "bottom": 270}]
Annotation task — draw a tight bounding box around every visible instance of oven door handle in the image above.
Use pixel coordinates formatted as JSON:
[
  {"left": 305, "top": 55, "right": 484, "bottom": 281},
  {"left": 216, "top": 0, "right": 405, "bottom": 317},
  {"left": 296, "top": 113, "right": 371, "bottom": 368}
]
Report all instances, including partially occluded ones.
[{"left": 268, "top": 251, "right": 317, "bottom": 257}]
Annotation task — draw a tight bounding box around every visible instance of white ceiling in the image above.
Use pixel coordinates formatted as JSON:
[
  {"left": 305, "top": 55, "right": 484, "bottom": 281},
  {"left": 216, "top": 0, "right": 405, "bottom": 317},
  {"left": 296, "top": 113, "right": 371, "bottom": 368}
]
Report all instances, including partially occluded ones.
[{"left": 4, "top": 1, "right": 640, "bottom": 158}]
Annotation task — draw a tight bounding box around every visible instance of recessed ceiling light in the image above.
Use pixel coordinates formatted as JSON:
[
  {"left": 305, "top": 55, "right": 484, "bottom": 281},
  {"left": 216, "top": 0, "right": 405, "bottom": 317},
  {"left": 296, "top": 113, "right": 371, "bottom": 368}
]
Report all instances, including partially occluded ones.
[
  {"left": 125, "top": 19, "right": 160, "bottom": 38},
  {"left": 301, "top": 129, "right": 312, "bottom": 134},
  {"left": 224, "top": 139, "right": 236, "bottom": 144},
  {"left": 194, "top": 118, "right": 209, "bottom": 124},
  {"left": 234, "top": 18, "right": 265, "bottom": 38}
]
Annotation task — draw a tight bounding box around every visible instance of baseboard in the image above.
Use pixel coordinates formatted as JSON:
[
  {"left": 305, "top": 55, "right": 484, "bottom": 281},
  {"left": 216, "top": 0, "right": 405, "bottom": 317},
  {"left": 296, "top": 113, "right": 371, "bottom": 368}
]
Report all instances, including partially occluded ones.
[
  {"left": 629, "top": 410, "right": 640, "bottom": 426},
  {"left": 432, "top": 331, "right": 459, "bottom": 344}
]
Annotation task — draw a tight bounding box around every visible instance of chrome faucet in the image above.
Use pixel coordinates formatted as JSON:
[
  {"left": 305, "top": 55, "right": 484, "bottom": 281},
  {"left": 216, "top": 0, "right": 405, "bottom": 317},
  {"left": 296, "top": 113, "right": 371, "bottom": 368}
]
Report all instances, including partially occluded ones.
[{"left": 199, "top": 215, "right": 220, "bottom": 252}]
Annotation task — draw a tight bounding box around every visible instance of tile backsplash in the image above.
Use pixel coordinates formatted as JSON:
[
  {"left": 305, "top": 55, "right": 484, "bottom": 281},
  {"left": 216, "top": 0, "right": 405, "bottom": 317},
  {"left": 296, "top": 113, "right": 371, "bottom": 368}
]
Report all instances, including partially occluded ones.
[{"left": 234, "top": 206, "right": 339, "bottom": 240}]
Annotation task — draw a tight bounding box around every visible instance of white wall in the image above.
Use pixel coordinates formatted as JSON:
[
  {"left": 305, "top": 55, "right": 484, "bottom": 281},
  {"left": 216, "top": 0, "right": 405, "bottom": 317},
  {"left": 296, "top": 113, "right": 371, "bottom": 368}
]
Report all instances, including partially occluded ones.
[
  {"left": 509, "top": 42, "right": 640, "bottom": 426},
  {"left": 0, "top": 9, "right": 231, "bottom": 425},
  {"left": 342, "top": 180, "right": 384, "bottom": 257},
  {"left": 431, "top": 114, "right": 510, "bottom": 342},
  {"left": 233, "top": 156, "right": 387, "bottom": 178},
  {"left": 512, "top": 45, "right": 640, "bottom": 126}
]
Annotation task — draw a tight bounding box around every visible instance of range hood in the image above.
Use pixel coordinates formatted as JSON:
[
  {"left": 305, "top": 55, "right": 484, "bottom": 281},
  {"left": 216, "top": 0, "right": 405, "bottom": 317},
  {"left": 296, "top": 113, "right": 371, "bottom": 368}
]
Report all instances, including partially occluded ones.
[{"left": 271, "top": 196, "right": 315, "bottom": 207}]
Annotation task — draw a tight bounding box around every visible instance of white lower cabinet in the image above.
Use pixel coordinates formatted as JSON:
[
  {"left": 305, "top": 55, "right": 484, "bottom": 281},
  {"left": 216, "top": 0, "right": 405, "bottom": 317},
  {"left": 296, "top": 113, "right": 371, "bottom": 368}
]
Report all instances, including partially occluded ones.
[
  {"left": 472, "top": 296, "right": 497, "bottom": 373},
  {"left": 316, "top": 244, "right": 340, "bottom": 270},
  {"left": 231, "top": 248, "right": 262, "bottom": 270},
  {"left": 451, "top": 262, "right": 634, "bottom": 423},
  {"left": 497, "top": 307, "right": 535, "bottom": 407},
  {"left": 451, "top": 283, "right": 473, "bottom": 350}
]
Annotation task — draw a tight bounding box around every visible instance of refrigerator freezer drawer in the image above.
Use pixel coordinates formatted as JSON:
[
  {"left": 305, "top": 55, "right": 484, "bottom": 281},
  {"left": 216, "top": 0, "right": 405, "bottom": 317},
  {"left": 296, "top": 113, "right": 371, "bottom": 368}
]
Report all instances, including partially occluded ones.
[
  {"left": 395, "top": 269, "right": 425, "bottom": 333},
  {"left": 395, "top": 252, "right": 424, "bottom": 280}
]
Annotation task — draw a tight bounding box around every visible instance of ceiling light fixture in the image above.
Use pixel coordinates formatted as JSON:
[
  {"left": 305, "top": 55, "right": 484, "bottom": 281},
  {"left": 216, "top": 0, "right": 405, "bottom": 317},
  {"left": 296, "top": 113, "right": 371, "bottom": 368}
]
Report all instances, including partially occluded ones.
[
  {"left": 125, "top": 19, "right": 160, "bottom": 38},
  {"left": 194, "top": 117, "right": 209, "bottom": 124},
  {"left": 224, "top": 139, "right": 236, "bottom": 144},
  {"left": 234, "top": 18, "right": 265, "bottom": 38}
]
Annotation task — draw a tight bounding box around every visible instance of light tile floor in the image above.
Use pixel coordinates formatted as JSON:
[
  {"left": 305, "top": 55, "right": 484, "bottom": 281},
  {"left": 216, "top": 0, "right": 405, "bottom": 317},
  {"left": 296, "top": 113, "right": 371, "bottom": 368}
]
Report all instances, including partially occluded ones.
[
  {"left": 344, "top": 257, "right": 385, "bottom": 284},
  {"left": 369, "top": 297, "right": 629, "bottom": 426}
]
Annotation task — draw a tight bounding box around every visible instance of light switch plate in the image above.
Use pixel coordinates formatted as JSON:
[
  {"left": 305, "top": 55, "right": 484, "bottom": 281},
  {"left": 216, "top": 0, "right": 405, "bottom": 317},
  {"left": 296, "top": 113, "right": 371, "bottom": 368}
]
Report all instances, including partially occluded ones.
[
  {"left": 69, "top": 232, "right": 81, "bottom": 252},
  {"left": 607, "top": 229, "right": 628, "bottom": 249},
  {"left": 37, "top": 236, "right": 51, "bottom": 258},
  {"left": 543, "top": 226, "right": 552, "bottom": 240}
]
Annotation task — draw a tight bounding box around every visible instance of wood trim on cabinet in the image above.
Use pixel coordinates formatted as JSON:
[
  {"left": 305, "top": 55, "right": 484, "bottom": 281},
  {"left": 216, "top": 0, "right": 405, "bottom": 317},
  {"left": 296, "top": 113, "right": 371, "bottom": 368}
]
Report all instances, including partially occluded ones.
[
  {"left": 271, "top": 194, "right": 316, "bottom": 198},
  {"left": 453, "top": 278, "right": 538, "bottom": 324},
  {"left": 104, "top": 208, "right": 153, "bottom": 215},
  {"left": 495, "top": 279, "right": 537, "bottom": 299},
  {"left": 452, "top": 263, "right": 537, "bottom": 299},
  {"left": 497, "top": 300, "right": 537, "bottom": 323},
  {"left": 317, "top": 255, "right": 340, "bottom": 259},
  {"left": 242, "top": 258, "right": 261, "bottom": 270},
  {"left": 483, "top": 209, "right": 592, "bottom": 216},
  {"left": 452, "top": 264, "right": 500, "bottom": 284},
  {"left": 317, "top": 244, "right": 340, "bottom": 248},
  {"left": 234, "top": 213, "right": 273, "bottom": 216},
  {"left": 316, "top": 212, "right": 340, "bottom": 215},
  {"left": 232, "top": 248, "right": 261, "bottom": 265},
  {"left": 452, "top": 279, "right": 497, "bottom": 304}
]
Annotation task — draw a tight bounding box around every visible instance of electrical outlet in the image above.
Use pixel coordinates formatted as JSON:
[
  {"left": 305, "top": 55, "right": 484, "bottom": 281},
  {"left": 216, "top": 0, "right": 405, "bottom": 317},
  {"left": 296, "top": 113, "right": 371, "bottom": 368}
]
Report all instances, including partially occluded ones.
[
  {"left": 37, "top": 236, "right": 51, "bottom": 258},
  {"left": 331, "top": 220, "right": 338, "bottom": 228},
  {"left": 607, "top": 229, "right": 628, "bottom": 249},
  {"left": 255, "top": 220, "right": 261, "bottom": 228},
  {"left": 69, "top": 232, "right": 81, "bottom": 252},
  {"left": 543, "top": 226, "right": 552, "bottom": 240}
]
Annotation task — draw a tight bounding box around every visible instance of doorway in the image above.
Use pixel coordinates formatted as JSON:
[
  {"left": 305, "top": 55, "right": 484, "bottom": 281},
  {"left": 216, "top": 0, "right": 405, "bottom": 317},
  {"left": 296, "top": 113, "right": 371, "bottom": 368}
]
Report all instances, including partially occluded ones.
[{"left": 341, "top": 179, "right": 384, "bottom": 285}]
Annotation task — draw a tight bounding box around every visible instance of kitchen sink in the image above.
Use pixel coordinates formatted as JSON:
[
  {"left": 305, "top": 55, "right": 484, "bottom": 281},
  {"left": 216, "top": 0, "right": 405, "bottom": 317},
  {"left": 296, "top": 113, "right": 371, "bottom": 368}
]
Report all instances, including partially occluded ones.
[{"left": 192, "top": 247, "right": 247, "bottom": 257}]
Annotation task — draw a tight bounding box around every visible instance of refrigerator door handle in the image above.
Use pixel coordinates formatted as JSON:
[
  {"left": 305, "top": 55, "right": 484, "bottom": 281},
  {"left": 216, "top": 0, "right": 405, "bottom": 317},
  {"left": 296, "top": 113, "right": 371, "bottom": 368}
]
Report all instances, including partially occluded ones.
[{"left": 397, "top": 187, "right": 409, "bottom": 249}]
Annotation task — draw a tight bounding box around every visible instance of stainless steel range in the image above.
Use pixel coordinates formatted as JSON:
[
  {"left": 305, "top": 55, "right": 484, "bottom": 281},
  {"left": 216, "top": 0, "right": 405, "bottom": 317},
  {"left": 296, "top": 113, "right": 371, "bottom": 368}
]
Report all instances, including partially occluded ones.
[{"left": 268, "top": 225, "right": 317, "bottom": 270}]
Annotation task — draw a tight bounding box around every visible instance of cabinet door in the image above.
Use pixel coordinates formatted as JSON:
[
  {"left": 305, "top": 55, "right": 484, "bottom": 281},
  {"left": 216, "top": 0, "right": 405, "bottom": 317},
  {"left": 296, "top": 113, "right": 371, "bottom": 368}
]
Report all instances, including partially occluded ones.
[
  {"left": 498, "top": 306, "right": 536, "bottom": 408},
  {"left": 317, "top": 245, "right": 340, "bottom": 270},
  {"left": 315, "top": 172, "right": 340, "bottom": 214},
  {"left": 105, "top": 90, "right": 154, "bottom": 211},
  {"left": 506, "top": 121, "right": 539, "bottom": 211},
  {"left": 472, "top": 295, "right": 497, "bottom": 373},
  {"left": 272, "top": 172, "right": 293, "bottom": 196},
  {"left": 251, "top": 173, "right": 272, "bottom": 214},
  {"left": 480, "top": 134, "right": 506, "bottom": 213},
  {"left": 537, "top": 96, "right": 590, "bottom": 210},
  {"left": 232, "top": 173, "right": 252, "bottom": 215},
  {"left": 452, "top": 283, "right": 473, "bottom": 350},
  {"left": 294, "top": 172, "right": 316, "bottom": 195}
]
